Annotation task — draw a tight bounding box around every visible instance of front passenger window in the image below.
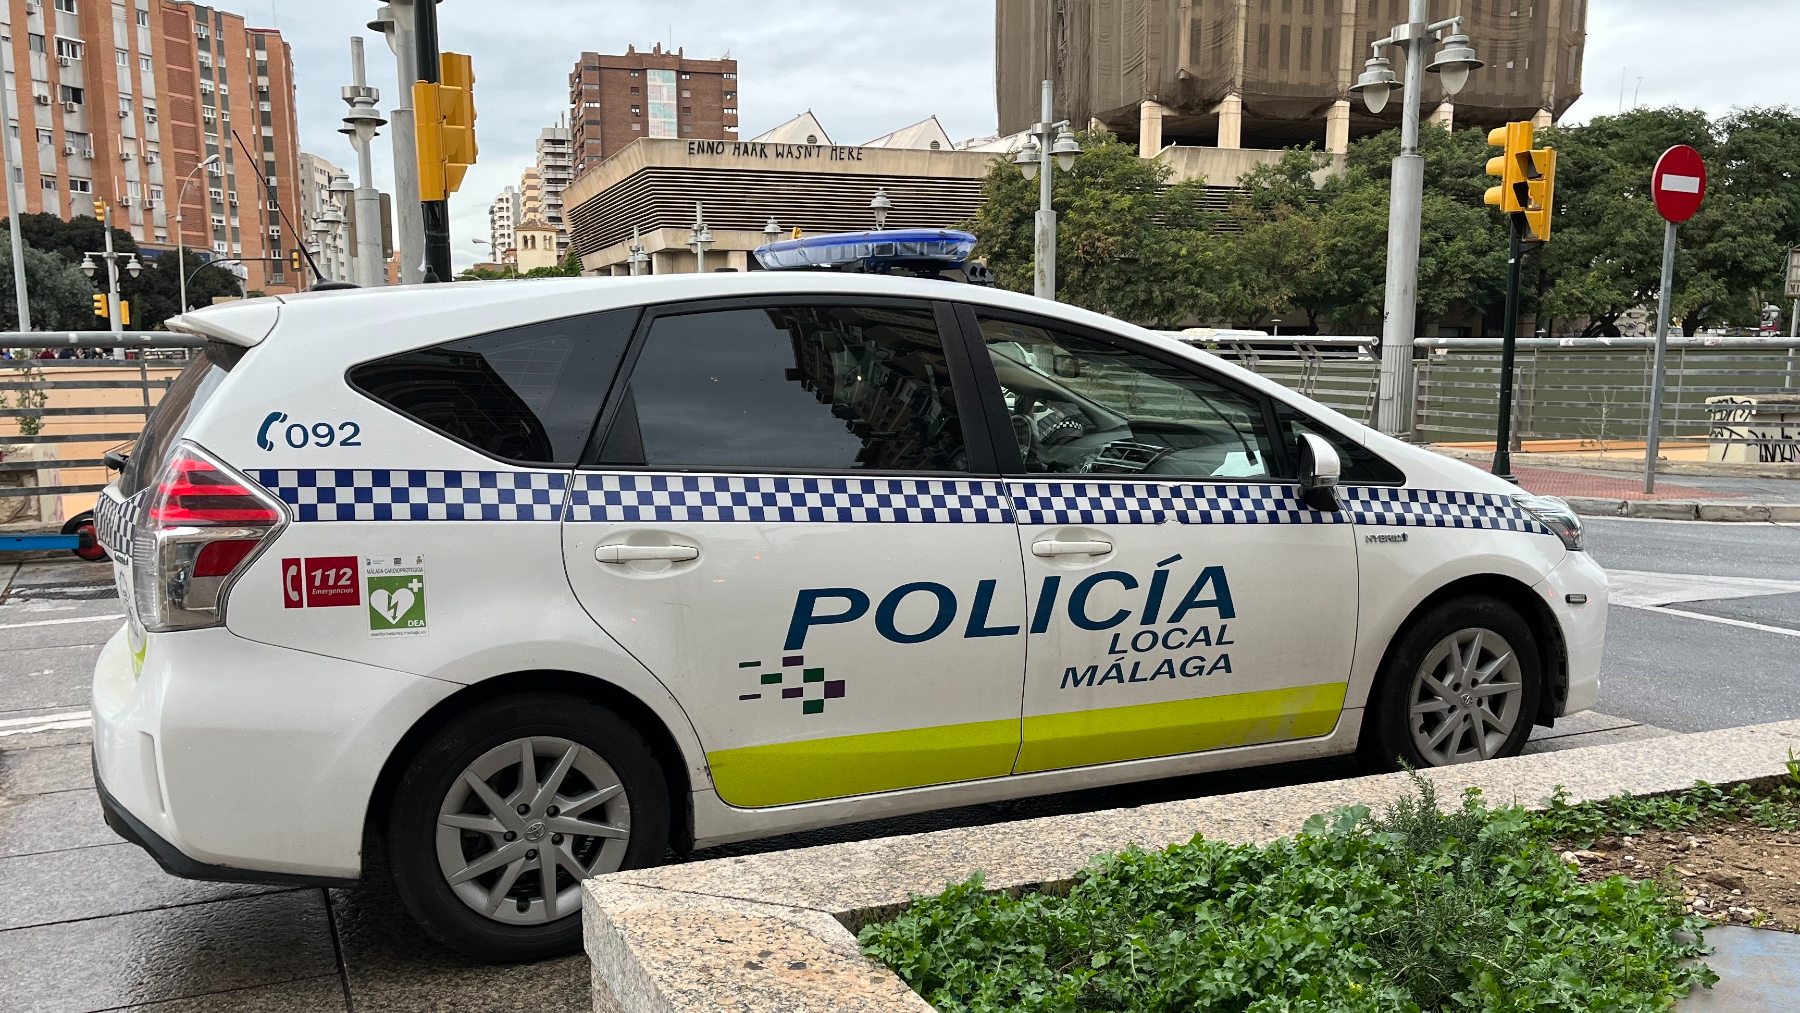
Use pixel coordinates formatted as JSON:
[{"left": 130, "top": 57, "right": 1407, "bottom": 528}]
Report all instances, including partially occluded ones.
[{"left": 979, "top": 317, "right": 1276, "bottom": 479}]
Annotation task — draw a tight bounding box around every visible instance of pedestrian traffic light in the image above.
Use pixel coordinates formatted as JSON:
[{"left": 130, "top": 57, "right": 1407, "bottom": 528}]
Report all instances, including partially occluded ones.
[
  {"left": 414, "top": 52, "right": 477, "bottom": 201},
  {"left": 1484, "top": 121, "right": 1555, "bottom": 242},
  {"left": 120, "top": 300, "right": 130, "bottom": 326},
  {"left": 92, "top": 293, "right": 107, "bottom": 319}
]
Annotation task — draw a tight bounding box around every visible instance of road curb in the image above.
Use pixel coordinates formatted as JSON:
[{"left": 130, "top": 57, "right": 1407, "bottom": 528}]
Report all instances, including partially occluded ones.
[
  {"left": 1563, "top": 497, "right": 1800, "bottom": 522},
  {"left": 584, "top": 721, "right": 1800, "bottom": 1013}
]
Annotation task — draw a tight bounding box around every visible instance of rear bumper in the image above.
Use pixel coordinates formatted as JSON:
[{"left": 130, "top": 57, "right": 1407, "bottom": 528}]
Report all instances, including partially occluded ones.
[{"left": 91, "top": 623, "right": 459, "bottom": 881}]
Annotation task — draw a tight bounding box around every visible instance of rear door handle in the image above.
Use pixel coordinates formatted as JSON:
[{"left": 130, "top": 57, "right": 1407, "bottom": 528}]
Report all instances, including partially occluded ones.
[
  {"left": 596, "top": 543, "right": 699, "bottom": 564},
  {"left": 1032, "top": 538, "right": 1113, "bottom": 557}
]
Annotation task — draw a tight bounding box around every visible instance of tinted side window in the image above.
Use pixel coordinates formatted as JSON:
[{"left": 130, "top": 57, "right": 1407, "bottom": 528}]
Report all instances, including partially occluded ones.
[
  {"left": 350, "top": 310, "right": 636, "bottom": 465},
  {"left": 122, "top": 343, "right": 242, "bottom": 495},
  {"left": 1278, "top": 406, "right": 1406, "bottom": 484},
  {"left": 979, "top": 316, "right": 1277, "bottom": 479},
  {"left": 598, "top": 304, "right": 969, "bottom": 472}
]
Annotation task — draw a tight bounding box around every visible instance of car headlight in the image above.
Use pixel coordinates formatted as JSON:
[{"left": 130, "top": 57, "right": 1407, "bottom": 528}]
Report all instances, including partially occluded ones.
[{"left": 1514, "top": 493, "right": 1583, "bottom": 551}]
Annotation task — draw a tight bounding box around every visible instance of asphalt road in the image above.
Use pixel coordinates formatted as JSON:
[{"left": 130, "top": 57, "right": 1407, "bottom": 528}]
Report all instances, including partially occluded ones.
[{"left": 1584, "top": 517, "right": 1800, "bottom": 733}]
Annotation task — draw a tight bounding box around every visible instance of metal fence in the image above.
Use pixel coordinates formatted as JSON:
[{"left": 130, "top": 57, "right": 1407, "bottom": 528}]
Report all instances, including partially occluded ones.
[
  {"left": 0, "top": 332, "right": 201, "bottom": 525},
  {"left": 1168, "top": 332, "right": 1800, "bottom": 457}
]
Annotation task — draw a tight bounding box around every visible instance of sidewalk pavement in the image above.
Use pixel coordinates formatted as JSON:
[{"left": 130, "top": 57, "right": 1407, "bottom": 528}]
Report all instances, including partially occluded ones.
[{"left": 1438, "top": 451, "right": 1800, "bottom": 521}]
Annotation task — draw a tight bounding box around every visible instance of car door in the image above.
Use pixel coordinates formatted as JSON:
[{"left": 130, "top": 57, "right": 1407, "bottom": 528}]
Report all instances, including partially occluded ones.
[
  {"left": 957, "top": 306, "right": 1359, "bottom": 775},
  {"left": 562, "top": 297, "right": 1028, "bottom": 809}
]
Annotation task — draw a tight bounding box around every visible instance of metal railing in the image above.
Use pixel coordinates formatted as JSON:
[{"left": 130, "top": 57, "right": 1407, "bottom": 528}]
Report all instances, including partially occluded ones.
[
  {"left": 1170, "top": 332, "right": 1800, "bottom": 455},
  {"left": 0, "top": 332, "right": 201, "bottom": 515}
]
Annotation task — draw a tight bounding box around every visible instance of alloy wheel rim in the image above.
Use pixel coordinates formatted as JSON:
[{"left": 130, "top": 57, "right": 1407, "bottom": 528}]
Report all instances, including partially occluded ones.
[
  {"left": 1407, "top": 627, "right": 1524, "bottom": 765},
  {"left": 434, "top": 736, "right": 631, "bottom": 925}
]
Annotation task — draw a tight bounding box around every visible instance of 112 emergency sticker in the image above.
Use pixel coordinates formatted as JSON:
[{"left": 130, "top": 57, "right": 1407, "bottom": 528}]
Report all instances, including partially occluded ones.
[{"left": 282, "top": 556, "right": 361, "bottom": 608}]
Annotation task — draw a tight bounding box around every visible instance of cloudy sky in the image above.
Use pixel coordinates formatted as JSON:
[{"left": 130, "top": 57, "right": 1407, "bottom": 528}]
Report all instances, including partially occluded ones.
[{"left": 251, "top": 0, "right": 1796, "bottom": 271}]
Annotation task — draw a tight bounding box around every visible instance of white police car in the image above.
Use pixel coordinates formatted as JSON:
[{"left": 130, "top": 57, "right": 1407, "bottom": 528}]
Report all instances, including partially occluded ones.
[{"left": 91, "top": 267, "right": 1604, "bottom": 960}]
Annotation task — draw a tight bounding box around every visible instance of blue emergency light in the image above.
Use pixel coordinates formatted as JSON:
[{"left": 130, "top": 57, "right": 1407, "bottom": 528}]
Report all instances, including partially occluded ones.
[{"left": 753, "top": 229, "right": 979, "bottom": 275}]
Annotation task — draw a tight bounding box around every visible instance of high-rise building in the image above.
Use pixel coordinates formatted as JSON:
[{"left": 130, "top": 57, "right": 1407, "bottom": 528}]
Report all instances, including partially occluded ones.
[
  {"left": 487, "top": 184, "right": 518, "bottom": 263},
  {"left": 533, "top": 124, "right": 570, "bottom": 257},
  {"left": 567, "top": 43, "right": 739, "bottom": 176},
  {"left": 0, "top": 0, "right": 303, "bottom": 292},
  {"left": 995, "top": 0, "right": 1585, "bottom": 154},
  {"left": 297, "top": 151, "right": 345, "bottom": 279}
]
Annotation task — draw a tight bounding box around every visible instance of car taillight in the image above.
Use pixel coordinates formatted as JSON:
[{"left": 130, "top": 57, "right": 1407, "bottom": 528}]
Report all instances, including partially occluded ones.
[{"left": 130, "top": 442, "right": 286, "bottom": 632}]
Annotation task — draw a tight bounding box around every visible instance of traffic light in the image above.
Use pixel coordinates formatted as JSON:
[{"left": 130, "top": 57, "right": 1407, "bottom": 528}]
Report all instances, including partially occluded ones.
[
  {"left": 94, "top": 200, "right": 108, "bottom": 224},
  {"left": 120, "top": 300, "right": 130, "bottom": 326},
  {"left": 1484, "top": 120, "right": 1556, "bottom": 242},
  {"left": 289, "top": 249, "right": 302, "bottom": 274},
  {"left": 414, "top": 52, "right": 477, "bottom": 201},
  {"left": 92, "top": 293, "right": 107, "bottom": 319},
  {"left": 791, "top": 227, "right": 803, "bottom": 240}
]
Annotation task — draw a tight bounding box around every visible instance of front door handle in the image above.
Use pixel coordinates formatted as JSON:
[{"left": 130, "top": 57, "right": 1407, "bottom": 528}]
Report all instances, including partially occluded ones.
[
  {"left": 1032, "top": 538, "right": 1113, "bottom": 558},
  {"left": 596, "top": 543, "right": 699, "bottom": 564}
]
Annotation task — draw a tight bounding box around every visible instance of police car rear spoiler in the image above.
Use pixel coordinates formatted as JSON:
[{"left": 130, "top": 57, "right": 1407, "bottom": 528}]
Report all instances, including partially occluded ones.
[{"left": 164, "top": 298, "right": 281, "bottom": 347}]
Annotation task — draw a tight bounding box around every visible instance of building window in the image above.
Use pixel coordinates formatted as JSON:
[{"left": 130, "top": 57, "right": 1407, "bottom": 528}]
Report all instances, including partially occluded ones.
[
  {"left": 723, "top": 107, "right": 737, "bottom": 116},
  {"left": 116, "top": 47, "right": 129, "bottom": 66},
  {"left": 149, "top": 184, "right": 162, "bottom": 201},
  {"left": 140, "top": 55, "right": 152, "bottom": 71},
  {"left": 54, "top": 38, "right": 84, "bottom": 60},
  {"left": 724, "top": 91, "right": 735, "bottom": 100},
  {"left": 66, "top": 130, "right": 89, "bottom": 150},
  {"left": 583, "top": 101, "right": 599, "bottom": 109},
  {"left": 60, "top": 85, "right": 83, "bottom": 104},
  {"left": 629, "top": 70, "right": 640, "bottom": 77},
  {"left": 55, "top": 0, "right": 78, "bottom": 12},
  {"left": 35, "top": 128, "right": 52, "bottom": 145},
  {"left": 208, "top": 187, "right": 222, "bottom": 201},
  {"left": 28, "top": 35, "right": 46, "bottom": 54},
  {"left": 631, "top": 105, "right": 641, "bottom": 116},
  {"left": 40, "top": 175, "right": 57, "bottom": 192},
  {"left": 136, "top": 9, "right": 147, "bottom": 25},
  {"left": 631, "top": 123, "right": 641, "bottom": 132},
  {"left": 629, "top": 86, "right": 639, "bottom": 95},
  {"left": 126, "top": 180, "right": 140, "bottom": 198},
  {"left": 680, "top": 72, "right": 691, "bottom": 80},
  {"left": 119, "top": 95, "right": 132, "bottom": 115},
  {"left": 723, "top": 72, "right": 736, "bottom": 80}
]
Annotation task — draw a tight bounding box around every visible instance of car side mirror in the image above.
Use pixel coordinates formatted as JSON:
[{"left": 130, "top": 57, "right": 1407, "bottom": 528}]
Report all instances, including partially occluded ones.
[
  {"left": 1052, "top": 354, "right": 1082, "bottom": 379},
  {"left": 1296, "top": 432, "right": 1342, "bottom": 512}
]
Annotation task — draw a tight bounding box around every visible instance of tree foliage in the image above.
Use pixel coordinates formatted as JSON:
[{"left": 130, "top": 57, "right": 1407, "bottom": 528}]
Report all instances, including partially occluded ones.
[
  {"left": 0, "top": 213, "right": 239, "bottom": 330},
  {"left": 0, "top": 240, "right": 101, "bottom": 331}
]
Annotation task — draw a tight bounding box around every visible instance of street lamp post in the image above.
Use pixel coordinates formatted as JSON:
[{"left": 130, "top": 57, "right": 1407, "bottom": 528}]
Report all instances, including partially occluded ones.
[
  {"left": 1350, "top": 1, "right": 1482, "bottom": 438},
  {"left": 628, "top": 226, "right": 649, "bottom": 276},
  {"left": 175, "top": 154, "right": 222, "bottom": 313},
  {"left": 340, "top": 36, "right": 388, "bottom": 289},
  {"left": 1013, "top": 79, "right": 1082, "bottom": 300},
  {"left": 869, "top": 189, "right": 891, "bottom": 231},
  {"left": 79, "top": 204, "right": 142, "bottom": 359},
  {"left": 328, "top": 174, "right": 356, "bottom": 284},
  {"left": 762, "top": 217, "right": 781, "bottom": 245},
  {"left": 687, "top": 204, "right": 713, "bottom": 273}
]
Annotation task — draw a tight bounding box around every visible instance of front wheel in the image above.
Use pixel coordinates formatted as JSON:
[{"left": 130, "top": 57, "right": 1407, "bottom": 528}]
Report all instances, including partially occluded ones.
[
  {"left": 1364, "top": 596, "right": 1541, "bottom": 770},
  {"left": 385, "top": 693, "right": 671, "bottom": 962}
]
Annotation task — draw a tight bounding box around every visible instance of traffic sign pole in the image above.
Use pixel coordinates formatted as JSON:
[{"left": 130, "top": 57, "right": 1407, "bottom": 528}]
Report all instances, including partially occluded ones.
[{"left": 1643, "top": 145, "right": 1708, "bottom": 495}]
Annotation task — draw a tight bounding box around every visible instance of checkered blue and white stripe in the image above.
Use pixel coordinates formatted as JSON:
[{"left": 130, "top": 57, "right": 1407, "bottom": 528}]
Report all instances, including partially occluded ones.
[
  {"left": 251, "top": 469, "right": 568, "bottom": 522},
  {"left": 93, "top": 491, "right": 135, "bottom": 555},
  {"left": 1344, "top": 486, "right": 1551, "bottom": 534},
  {"left": 244, "top": 468, "right": 1552, "bottom": 537},
  {"left": 566, "top": 473, "right": 1014, "bottom": 524}
]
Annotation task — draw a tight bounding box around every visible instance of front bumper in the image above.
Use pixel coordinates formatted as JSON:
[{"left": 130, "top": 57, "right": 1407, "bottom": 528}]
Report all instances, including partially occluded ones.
[
  {"left": 1536, "top": 550, "right": 1608, "bottom": 716},
  {"left": 91, "top": 623, "right": 459, "bottom": 881}
]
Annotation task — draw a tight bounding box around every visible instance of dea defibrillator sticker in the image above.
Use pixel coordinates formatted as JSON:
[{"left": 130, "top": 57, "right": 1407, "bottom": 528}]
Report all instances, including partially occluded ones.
[{"left": 365, "top": 556, "right": 427, "bottom": 637}]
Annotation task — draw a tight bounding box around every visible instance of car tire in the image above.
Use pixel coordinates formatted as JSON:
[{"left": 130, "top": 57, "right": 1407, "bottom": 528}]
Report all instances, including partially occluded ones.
[
  {"left": 385, "top": 692, "right": 670, "bottom": 962},
  {"left": 1362, "top": 596, "right": 1542, "bottom": 771}
]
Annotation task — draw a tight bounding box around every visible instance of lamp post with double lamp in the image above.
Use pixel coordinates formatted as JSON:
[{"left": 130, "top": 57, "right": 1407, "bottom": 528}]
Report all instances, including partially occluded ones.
[
  {"left": 687, "top": 204, "right": 713, "bottom": 273},
  {"left": 1348, "top": 1, "right": 1483, "bottom": 437},
  {"left": 175, "top": 154, "right": 222, "bottom": 313},
  {"left": 78, "top": 202, "right": 142, "bottom": 359},
  {"left": 1013, "top": 79, "right": 1083, "bottom": 300}
]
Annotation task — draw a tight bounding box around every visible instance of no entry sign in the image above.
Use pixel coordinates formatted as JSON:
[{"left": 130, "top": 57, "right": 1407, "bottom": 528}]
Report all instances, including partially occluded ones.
[{"left": 1652, "top": 145, "right": 1707, "bottom": 223}]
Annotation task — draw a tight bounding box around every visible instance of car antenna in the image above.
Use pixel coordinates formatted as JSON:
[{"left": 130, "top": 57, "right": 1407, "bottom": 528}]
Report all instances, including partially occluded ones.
[{"left": 230, "top": 128, "right": 325, "bottom": 285}]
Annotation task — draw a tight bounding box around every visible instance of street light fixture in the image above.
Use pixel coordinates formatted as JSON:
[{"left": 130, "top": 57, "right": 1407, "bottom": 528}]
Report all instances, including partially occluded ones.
[
  {"left": 176, "top": 153, "right": 222, "bottom": 312},
  {"left": 124, "top": 255, "right": 141, "bottom": 280},
  {"left": 80, "top": 201, "right": 133, "bottom": 355},
  {"left": 1352, "top": 2, "right": 1484, "bottom": 437},
  {"left": 1015, "top": 79, "right": 1084, "bottom": 299},
  {"left": 763, "top": 217, "right": 781, "bottom": 244},
  {"left": 687, "top": 203, "right": 713, "bottom": 273},
  {"left": 628, "top": 225, "right": 650, "bottom": 276},
  {"left": 870, "top": 188, "right": 891, "bottom": 230},
  {"left": 79, "top": 256, "right": 96, "bottom": 280}
]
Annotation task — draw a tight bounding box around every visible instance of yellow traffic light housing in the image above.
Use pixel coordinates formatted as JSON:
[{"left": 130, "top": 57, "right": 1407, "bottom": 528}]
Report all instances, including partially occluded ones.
[
  {"left": 1520, "top": 147, "right": 1555, "bottom": 243},
  {"left": 120, "top": 299, "right": 130, "bottom": 326},
  {"left": 1484, "top": 121, "right": 1555, "bottom": 242},
  {"left": 414, "top": 52, "right": 477, "bottom": 201},
  {"left": 92, "top": 293, "right": 107, "bottom": 318},
  {"left": 289, "top": 249, "right": 303, "bottom": 273}
]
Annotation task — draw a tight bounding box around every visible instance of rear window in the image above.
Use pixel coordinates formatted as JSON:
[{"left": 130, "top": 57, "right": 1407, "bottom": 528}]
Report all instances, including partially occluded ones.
[
  {"left": 120, "top": 343, "right": 242, "bottom": 496},
  {"left": 349, "top": 310, "right": 637, "bottom": 465}
]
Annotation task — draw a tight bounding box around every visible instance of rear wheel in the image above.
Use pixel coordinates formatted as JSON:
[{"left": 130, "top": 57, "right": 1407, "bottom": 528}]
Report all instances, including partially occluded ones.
[
  {"left": 385, "top": 693, "right": 670, "bottom": 961},
  {"left": 63, "top": 512, "right": 107, "bottom": 562},
  {"left": 1364, "top": 596, "right": 1541, "bottom": 770}
]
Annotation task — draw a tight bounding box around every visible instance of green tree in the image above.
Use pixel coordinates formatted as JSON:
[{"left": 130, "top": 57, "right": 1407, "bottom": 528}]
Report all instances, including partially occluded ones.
[
  {"left": 967, "top": 131, "right": 1216, "bottom": 326},
  {"left": 521, "top": 253, "right": 583, "bottom": 279},
  {"left": 2, "top": 213, "right": 238, "bottom": 328},
  {"left": 0, "top": 241, "right": 103, "bottom": 331}
]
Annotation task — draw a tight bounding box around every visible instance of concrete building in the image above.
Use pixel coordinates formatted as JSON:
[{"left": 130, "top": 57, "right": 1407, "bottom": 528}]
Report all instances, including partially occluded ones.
[
  {"left": 519, "top": 167, "right": 542, "bottom": 222},
  {"left": 568, "top": 43, "right": 738, "bottom": 177},
  {"left": 995, "top": 0, "right": 1586, "bottom": 155},
  {"left": 0, "top": 0, "right": 303, "bottom": 292},
  {"left": 487, "top": 183, "right": 519, "bottom": 262},
  {"left": 533, "top": 124, "right": 571, "bottom": 256},
  {"left": 297, "top": 151, "right": 346, "bottom": 280}
]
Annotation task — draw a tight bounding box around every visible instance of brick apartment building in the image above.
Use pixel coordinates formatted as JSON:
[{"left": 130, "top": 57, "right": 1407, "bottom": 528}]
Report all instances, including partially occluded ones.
[
  {"left": 567, "top": 43, "right": 738, "bottom": 176},
  {"left": 0, "top": 0, "right": 303, "bottom": 293}
]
